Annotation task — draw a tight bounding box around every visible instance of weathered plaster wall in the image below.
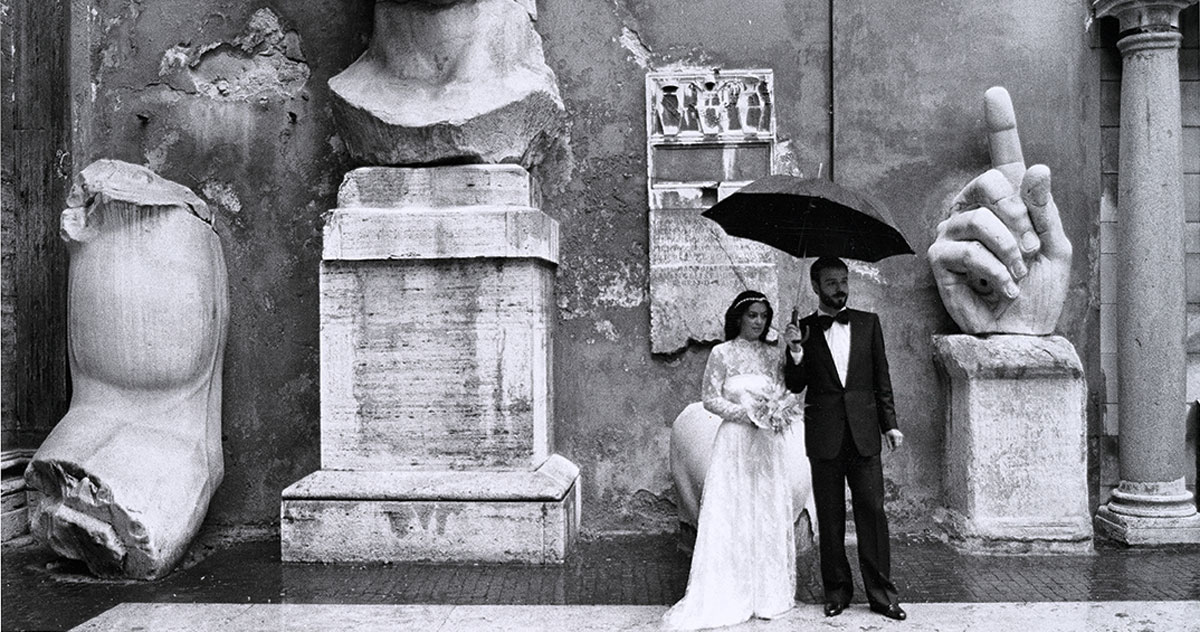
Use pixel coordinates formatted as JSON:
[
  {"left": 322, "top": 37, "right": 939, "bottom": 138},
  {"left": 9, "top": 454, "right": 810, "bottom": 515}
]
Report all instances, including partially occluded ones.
[
  {"left": 828, "top": 1, "right": 1102, "bottom": 524},
  {"left": 67, "top": 0, "right": 1099, "bottom": 534},
  {"left": 537, "top": 0, "right": 834, "bottom": 533},
  {"left": 72, "top": 1, "right": 372, "bottom": 526},
  {"left": 537, "top": 0, "right": 1100, "bottom": 533}
]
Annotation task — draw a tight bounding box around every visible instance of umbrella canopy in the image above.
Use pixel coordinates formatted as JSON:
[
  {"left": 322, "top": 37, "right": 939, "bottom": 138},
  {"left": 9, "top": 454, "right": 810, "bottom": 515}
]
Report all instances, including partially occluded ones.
[{"left": 701, "top": 175, "right": 914, "bottom": 262}]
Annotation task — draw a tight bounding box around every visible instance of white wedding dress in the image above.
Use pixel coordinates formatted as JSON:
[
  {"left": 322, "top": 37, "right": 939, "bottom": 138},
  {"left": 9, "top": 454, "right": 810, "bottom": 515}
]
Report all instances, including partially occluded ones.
[{"left": 663, "top": 338, "right": 797, "bottom": 630}]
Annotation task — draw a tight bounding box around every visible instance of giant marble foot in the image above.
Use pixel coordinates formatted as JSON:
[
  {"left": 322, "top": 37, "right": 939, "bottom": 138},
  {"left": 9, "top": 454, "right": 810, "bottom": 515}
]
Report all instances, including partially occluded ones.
[{"left": 25, "top": 160, "right": 229, "bottom": 579}]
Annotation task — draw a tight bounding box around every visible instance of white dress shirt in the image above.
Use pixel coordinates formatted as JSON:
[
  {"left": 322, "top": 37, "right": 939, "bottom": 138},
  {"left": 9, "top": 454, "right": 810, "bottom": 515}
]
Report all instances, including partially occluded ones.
[{"left": 821, "top": 309, "right": 851, "bottom": 387}]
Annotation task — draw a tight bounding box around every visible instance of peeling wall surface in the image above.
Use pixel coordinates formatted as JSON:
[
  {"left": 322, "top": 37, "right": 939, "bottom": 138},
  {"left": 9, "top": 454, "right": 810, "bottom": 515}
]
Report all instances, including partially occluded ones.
[
  {"left": 67, "top": 1, "right": 372, "bottom": 526},
  {"left": 53, "top": 0, "right": 1099, "bottom": 534}
]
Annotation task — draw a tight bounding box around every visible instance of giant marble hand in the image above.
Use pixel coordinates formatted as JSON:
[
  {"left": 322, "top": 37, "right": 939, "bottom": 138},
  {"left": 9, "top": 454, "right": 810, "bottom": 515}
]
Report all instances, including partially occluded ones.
[{"left": 927, "top": 87, "right": 1072, "bottom": 335}]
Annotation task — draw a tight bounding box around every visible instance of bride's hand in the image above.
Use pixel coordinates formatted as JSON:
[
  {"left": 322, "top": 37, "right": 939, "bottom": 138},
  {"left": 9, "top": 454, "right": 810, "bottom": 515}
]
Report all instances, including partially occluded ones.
[
  {"left": 746, "top": 402, "right": 772, "bottom": 429},
  {"left": 726, "top": 406, "right": 755, "bottom": 425}
]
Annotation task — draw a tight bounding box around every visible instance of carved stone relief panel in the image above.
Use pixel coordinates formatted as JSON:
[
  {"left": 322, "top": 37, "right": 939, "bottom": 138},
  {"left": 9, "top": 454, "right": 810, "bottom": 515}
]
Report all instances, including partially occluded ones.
[
  {"left": 648, "top": 70, "right": 775, "bottom": 142},
  {"left": 646, "top": 69, "right": 778, "bottom": 354}
]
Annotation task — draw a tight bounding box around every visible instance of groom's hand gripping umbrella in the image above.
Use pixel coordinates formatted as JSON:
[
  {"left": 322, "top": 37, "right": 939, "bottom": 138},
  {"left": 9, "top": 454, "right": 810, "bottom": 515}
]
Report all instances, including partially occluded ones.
[{"left": 701, "top": 175, "right": 915, "bottom": 326}]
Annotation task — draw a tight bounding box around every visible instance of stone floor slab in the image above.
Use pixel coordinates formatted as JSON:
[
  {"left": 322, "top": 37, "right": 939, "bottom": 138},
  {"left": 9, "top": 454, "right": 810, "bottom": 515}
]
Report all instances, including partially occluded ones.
[
  {"left": 71, "top": 604, "right": 254, "bottom": 632},
  {"left": 70, "top": 602, "right": 1200, "bottom": 632},
  {"left": 228, "top": 604, "right": 452, "bottom": 632},
  {"left": 7, "top": 533, "right": 1200, "bottom": 631}
]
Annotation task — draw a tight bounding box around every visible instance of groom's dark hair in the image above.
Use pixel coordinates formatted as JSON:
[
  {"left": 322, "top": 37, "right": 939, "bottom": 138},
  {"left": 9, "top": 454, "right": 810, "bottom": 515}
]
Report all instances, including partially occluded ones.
[
  {"left": 723, "top": 290, "right": 774, "bottom": 341},
  {"left": 810, "top": 256, "right": 848, "bottom": 283}
]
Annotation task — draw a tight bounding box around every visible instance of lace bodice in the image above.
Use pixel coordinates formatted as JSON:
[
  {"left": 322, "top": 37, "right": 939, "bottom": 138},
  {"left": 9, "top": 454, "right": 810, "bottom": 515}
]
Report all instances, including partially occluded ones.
[{"left": 701, "top": 338, "right": 786, "bottom": 424}]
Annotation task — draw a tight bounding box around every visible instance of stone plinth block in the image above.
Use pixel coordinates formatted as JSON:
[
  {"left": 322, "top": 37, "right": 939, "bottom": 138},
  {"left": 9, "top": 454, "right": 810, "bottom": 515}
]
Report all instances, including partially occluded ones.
[
  {"left": 323, "top": 203, "right": 557, "bottom": 263},
  {"left": 25, "top": 160, "right": 228, "bottom": 579},
  {"left": 287, "top": 165, "right": 580, "bottom": 563},
  {"left": 320, "top": 168, "right": 558, "bottom": 471},
  {"left": 281, "top": 455, "right": 579, "bottom": 563},
  {"left": 933, "top": 334, "right": 1092, "bottom": 553},
  {"left": 337, "top": 166, "right": 532, "bottom": 210},
  {"left": 329, "top": 0, "right": 565, "bottom": 166},
  {"left": 320, "top": 258, "right": 554, "bottom": 470}
]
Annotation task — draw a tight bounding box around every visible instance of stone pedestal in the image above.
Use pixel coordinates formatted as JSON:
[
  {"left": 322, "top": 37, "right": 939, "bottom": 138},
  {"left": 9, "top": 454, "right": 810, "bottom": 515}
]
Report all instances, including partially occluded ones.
[
  {"left": 933, "top": 335, "right": 1092, "bottom": 553},
  {"left": 1093, "top": 0, "right": 1200, "bottom": 545},
  {"left": 281, "top": 165, "right": 580, "bottom": 563}
]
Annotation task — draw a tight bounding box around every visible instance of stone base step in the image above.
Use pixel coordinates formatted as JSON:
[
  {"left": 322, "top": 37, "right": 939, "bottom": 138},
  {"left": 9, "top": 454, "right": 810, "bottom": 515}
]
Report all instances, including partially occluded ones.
[{"left": 280, "top": 455, "right": 580, "bottom": 564}]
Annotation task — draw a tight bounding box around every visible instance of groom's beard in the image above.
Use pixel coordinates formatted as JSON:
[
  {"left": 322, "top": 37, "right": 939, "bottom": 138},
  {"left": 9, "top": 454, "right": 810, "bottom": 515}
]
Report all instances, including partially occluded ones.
[{"left": 819, "top": 292, "right": 847, "bottom": 311}]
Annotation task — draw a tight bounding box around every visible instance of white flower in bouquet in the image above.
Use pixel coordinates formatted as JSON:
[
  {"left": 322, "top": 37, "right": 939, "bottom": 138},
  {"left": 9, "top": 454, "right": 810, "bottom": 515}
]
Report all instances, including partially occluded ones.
[
  {"left": 761, "top": 384, "right": 802, "bottom": 433},
  {"left": 735, "top": 379, "right": 801, "bottom": 432}
]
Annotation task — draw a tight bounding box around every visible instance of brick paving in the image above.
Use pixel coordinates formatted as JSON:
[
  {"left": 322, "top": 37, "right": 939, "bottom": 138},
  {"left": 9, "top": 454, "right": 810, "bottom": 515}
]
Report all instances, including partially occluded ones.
[{"left": 3, "top": 532, "right": 1200, "bottom": 631}]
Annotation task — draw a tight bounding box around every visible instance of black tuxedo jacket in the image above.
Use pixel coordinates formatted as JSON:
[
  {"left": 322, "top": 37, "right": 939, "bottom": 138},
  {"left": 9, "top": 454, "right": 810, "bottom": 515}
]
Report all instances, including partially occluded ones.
[{"left": 784, "top": 308, "right": 898, "bottom": 460}]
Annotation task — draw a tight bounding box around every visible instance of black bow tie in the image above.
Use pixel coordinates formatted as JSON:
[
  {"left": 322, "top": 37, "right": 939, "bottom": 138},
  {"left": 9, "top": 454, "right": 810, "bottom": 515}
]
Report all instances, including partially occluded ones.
[{"left": 816, "top": 311, "right": 850, "bottom": 330}]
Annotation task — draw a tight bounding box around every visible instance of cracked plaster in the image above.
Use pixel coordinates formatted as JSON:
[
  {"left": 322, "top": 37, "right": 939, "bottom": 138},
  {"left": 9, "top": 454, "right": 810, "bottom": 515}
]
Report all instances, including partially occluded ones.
[{"left": 158, "top": 8, "right": 309, "bottom": 103}]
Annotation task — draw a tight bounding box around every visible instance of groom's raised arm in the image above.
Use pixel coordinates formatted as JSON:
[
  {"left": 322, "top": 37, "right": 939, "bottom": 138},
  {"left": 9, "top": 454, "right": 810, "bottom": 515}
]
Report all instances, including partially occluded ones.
[
  {"left": 782, "top": 321, "right": 807, "bottom": 394},
  {"left": 783, "top": 345, "right": 807, "bottom": 394}
]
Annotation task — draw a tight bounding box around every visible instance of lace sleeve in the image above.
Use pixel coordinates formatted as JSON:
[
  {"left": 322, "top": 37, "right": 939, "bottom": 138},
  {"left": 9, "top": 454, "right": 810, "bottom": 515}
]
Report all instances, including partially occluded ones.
[
  {"left": 770, "top": 343, "right": 787, "bottom": 386},
  {"left": 701, "top": 345, "right": 748, "bottom": 423}
]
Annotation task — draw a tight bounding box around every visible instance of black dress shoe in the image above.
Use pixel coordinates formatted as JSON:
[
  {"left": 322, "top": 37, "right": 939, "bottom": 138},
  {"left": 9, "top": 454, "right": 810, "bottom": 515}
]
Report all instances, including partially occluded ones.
[
  {"left": 870, "top": 603, "right": 907, "bottom": 621},
  {"left": 823, "top": 601, "right": 847, "bottom": 617}
]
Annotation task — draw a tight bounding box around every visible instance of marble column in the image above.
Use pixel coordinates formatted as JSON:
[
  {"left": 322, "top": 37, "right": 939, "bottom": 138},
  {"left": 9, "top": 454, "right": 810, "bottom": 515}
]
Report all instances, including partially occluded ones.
[{"left": 1094, "top": 0, "right": 1200, "bottom": 544}]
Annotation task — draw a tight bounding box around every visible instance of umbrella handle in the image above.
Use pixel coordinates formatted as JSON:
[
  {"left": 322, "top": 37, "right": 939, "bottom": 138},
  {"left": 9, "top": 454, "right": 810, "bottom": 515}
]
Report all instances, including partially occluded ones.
[{"left": 788, "top": 308, "right": 811, "bottom": 346}]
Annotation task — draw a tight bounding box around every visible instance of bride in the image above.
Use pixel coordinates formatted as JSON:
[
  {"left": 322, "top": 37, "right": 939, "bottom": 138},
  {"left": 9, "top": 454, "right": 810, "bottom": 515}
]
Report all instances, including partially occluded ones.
[{"left": 663, "top": 290, "right": 803, "bottom": 630}]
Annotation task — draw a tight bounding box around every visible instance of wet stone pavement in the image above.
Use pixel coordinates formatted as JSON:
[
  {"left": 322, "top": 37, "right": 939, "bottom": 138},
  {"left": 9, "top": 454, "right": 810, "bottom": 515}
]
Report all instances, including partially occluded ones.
[{"left": 3, "top": 532, "right": 1200, "bottom": 631}]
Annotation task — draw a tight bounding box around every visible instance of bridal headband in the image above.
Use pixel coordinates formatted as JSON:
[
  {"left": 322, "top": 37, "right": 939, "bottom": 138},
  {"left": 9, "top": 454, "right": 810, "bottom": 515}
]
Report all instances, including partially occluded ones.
[{"left": 732, "top": 296, "right": 769, "bottom": 310}]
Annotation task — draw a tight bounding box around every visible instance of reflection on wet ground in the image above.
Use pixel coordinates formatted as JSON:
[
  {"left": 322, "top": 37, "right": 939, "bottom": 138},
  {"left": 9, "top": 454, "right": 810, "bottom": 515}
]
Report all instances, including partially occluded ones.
[{"left": 4, "top": 532, "right": 1199, "bottom": 632}]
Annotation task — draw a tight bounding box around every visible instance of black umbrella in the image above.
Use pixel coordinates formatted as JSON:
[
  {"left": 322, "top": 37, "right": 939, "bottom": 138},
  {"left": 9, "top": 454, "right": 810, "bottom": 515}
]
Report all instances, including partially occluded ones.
[{"left": 700, "top": 175, "right": 914, "bottom": 262}]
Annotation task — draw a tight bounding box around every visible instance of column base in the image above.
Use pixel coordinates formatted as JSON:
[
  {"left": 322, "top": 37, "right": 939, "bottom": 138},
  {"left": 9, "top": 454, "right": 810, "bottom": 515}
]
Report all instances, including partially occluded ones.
[
  {"left": 938, "top": 509, "right": 1094, "bottom": 554},
  {"left": 280, "top": 455, "right": 580, "bottom": 564},
  {"left": 1095, "top": 479, "right": 1200, "bottom": 545}
]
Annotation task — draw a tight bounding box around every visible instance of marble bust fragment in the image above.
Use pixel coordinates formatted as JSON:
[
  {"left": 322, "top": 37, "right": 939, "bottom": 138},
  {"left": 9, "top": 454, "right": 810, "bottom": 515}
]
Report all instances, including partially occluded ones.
[{"left": 329, "top": 0, "right": 565, "bottom": 167}]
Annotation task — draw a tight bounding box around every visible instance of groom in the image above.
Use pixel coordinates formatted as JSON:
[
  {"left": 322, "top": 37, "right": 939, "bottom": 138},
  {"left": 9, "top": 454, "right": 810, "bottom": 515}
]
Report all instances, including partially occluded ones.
[{"left": 783, "top": 256, "right": 906, "bottom": 621}]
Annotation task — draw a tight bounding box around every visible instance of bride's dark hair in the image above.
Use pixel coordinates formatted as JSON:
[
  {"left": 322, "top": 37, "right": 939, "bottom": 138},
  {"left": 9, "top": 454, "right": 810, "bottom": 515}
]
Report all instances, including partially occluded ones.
[{"left": 723, "top": 290, "right": 773, "bottom": 341}]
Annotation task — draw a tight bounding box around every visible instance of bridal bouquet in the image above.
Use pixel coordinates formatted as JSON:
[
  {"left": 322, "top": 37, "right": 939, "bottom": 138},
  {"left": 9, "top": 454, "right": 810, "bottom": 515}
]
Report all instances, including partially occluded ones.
[{"left": 741, "top": 383, "right": 802, "bottom": 433}]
